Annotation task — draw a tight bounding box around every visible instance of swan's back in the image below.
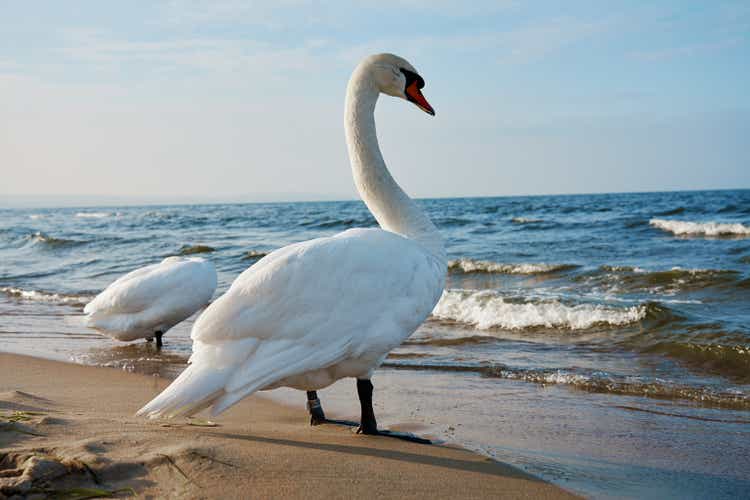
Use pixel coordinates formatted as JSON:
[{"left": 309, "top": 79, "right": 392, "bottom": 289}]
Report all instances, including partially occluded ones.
[
  {"left": 192, "top": 228, "right": 443, "bottom": 345},
  {"left": 85, "top": 256, "right": 217, "bottom": 340}
]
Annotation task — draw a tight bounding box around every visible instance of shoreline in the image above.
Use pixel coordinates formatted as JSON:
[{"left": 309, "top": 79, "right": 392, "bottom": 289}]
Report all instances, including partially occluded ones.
[{"left": 0, "top": 352, "right": 577, "bottom": 498}]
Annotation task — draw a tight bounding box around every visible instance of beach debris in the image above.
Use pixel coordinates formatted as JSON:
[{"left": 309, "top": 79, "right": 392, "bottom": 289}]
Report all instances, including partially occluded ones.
[
  {"left": 186, "top": 418, "right": 218, "bottom": 427},
  {"left": 155, "top": 453, "right": 197, "bottom": 487}
]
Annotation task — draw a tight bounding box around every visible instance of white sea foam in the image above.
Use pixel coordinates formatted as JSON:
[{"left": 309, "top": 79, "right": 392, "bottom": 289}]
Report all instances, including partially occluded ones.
[
  {"left": 432, "top": 289, "right": 646, "bottom": 330},
  {"left": 448, "top": 259, "right": 573, "bottom": 275},
  {"left": 511, "top": 216, "right": 544, "bottom": 224},
  {"left": 650, "top": 218, "right": 750, "bottom": 236},
  {"left": 0, "top": 286, "right": 91, "bottom": 305},
  {"left": 75, "top": 212, "right": 113, "bottom": 218}
]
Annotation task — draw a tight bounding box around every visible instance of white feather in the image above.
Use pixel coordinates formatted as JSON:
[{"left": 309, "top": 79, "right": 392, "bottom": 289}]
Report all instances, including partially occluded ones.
[{"left": 84, "top": 256, "right": 217, "bottom": 342}]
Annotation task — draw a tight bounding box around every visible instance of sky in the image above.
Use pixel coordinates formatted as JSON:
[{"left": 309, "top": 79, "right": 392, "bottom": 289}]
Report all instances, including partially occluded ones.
[{"left": 1, "top": 1, "right": 748, "bottom": 206}]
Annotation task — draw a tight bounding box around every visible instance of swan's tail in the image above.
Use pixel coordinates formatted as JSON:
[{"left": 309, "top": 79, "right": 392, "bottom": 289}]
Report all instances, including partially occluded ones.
[
  {"left": 136, "top": 337, "right": 259, "bottom": 419},
  {"left": 138, "top": 336, "right": 351, "bottom": 419},
  {"left": 136, "top": 363, "right": 230, "bottom": 419}
]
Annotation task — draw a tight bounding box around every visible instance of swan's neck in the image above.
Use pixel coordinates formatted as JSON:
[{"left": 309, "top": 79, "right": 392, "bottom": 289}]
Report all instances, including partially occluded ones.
[{"left": 344, "top": 69, "right": 445, "bottom": 262}]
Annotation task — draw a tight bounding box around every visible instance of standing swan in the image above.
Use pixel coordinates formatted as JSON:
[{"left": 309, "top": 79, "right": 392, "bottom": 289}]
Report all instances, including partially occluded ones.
[
  {"left": 84, "top": 256, "right": 217, "bottom": 348},
  {"left": 138, "top": 54, "right": 446, "bottom": 440}
]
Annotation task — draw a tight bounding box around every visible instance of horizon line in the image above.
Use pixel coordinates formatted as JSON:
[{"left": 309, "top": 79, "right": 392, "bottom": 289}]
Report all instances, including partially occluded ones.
[{"left": 2, "top": 187, "right": 748, "bottom": 210}]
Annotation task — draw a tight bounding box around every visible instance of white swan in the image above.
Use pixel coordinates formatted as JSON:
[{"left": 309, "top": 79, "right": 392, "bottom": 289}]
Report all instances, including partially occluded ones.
[
  {"left": 84, "top": 256, "right": 217, "bottom": 348},
  {"left": 138, "top": 54, "right": 446, "bottom": 440}
]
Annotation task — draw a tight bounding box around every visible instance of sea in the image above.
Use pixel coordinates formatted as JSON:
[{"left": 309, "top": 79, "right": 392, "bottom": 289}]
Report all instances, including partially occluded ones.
[{"left": 1, "top": 189, "right": 749, "bottom": 499}]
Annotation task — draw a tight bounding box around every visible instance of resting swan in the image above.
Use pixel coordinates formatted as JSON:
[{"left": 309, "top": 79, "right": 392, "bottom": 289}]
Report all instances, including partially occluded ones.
[
  {"left": 138, "top": 54, "right": 446, "bottom": 440},
  {"left": 84, "top": 256, "right": 217, "bottom": 348}
]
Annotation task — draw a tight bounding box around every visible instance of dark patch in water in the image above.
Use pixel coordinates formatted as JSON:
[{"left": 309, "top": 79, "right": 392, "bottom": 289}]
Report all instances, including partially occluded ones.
[
  {"left": 435, "top": 217, "right": 474, "bottom": 227},
  {"left": 403, "top": 335, "right": 503, "bottom": 347},
  {"left": 718, "top": 204, "right": 739, "bottom": 214},
  {"left": 510, "top": 217, "right": 545, "bottom": 224},
  {"left": 623, "top": 218, "right": 647, "bottom": 229},
  {"left": 655, "top": 207, "right": 686, "bottom": 216},
  {"left": 300, "top": 217, "right": 375, "bottom": 229},
  {"left": 178, "top": 245, "right": 215, "bottom": 255},
  {"left": 614, "top": 405, "right": 750, "bottom": 424}
]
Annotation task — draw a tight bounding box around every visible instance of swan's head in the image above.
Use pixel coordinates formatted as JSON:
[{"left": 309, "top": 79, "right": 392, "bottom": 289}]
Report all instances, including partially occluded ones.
[{"left": 363, "top": 53, "right": 435, "bottom": 116}]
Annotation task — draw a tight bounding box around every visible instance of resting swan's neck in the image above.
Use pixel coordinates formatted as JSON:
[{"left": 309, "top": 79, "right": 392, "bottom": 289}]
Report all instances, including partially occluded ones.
[{"left": 344, "top": 67, "right": 446, "bottom": 262}]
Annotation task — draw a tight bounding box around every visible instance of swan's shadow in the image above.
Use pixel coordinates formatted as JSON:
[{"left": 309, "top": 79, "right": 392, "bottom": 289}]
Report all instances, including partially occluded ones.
[{"left": 214, "top": 431, "right": 539, "bottom": 481}]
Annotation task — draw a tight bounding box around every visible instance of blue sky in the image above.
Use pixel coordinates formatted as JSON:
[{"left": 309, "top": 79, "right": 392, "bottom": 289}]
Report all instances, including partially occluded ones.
[{"left": 1, "top": 1, "right": 748, "bottom": 205}]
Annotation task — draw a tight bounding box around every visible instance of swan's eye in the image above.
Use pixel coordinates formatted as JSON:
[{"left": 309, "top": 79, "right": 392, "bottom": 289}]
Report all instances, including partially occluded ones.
[{"left": 399, "top": 68, "right": 424, "bottom": 90}]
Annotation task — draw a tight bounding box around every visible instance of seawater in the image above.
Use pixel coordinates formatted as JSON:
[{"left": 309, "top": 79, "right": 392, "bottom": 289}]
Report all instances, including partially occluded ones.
[{"left": 1, "top": 189, "right": 749, "bottom": 498}]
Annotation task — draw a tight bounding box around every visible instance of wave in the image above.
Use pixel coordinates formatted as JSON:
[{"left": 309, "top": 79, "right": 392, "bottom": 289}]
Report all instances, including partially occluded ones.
[
  {"left": 578, "top": 266, "right": 740, "bottom": 294},
  {"left": 26, "top": 231, "right": 86, "bottom": 249},
  {"left": 1, "top": 287, "right": 92, "bottom": 306},
  {"left": 178, "top": 244, "right": 215, "bottom": 255},
  {"left": 242, "top": 250, "right": 268, "bottom": 260},
  {"left": 650, "top": 218, "right": 750, "bottom": 237},
  {"left": 643, "top": 341, "right": 750, "bottom": 384},
  {"left": 299, "top": 217, "right": 376, "bottom": 229},
  {"left": 599, "top": 265, "right": 646, "bottom": 273},
  {"left": 431, "top": 289, "right": 648, "bottom": 330},
  {"left": 435, "top": 217, "right": 473, "bottom": 227},
  {"left": 448, "top": 259, "right": 576, "bottom": 275},
  {"left": 75, "top": 211, "right": 117, "bottom": 218},
  {"left": 381, "top": 361, "right": 750, "bottom": 409},
  {"left": 655, "top": 207, "right": 686, "bottom": 216},
  {"left": 510, "top": 216, "right": 545, "bottom": 224}
]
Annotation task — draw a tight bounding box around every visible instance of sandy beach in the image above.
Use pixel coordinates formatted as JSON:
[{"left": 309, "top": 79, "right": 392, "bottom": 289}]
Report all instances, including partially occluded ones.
[{"left": 0, "top": 353, "right": 575, "bottom": 499}]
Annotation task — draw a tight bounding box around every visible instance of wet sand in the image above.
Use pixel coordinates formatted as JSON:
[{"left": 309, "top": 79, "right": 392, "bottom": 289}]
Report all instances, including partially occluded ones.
[{"left": 0, "top": 353, "right": 576, "bottom": 499}]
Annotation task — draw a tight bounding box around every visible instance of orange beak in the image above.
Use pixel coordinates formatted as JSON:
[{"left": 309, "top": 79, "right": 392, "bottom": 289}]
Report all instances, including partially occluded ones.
[{"left": 406, "top": 81, "right": 435, "bottom": 116}]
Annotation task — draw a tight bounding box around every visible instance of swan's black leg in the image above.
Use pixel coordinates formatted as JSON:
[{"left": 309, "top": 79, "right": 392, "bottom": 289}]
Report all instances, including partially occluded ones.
[
  {"left": 305, "top": 391, "right": 358, "bottom": 427},
  {"left": 355, "top": 378, "right": 431, "bottom": 445},
  {"left": 356, "top": 379, "right": 378, "bottom": 434},
  {"left": 155, "top": 331, "right": 163, "bottom": 349},
  {"left": 307, "top": 391, "right": 326, "bottom": 425}
]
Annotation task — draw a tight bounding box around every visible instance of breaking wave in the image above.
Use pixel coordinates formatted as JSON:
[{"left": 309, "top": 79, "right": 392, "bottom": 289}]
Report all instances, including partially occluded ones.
[
  {"left": 448, "top": 259, "right": 576, "bottom": 275},
  {"left": 75, "top": 212, "right": 116, "bottom": 218},
  {"left": 650, "top": 218, "right": 750, "bottom": 237},
  {"left": 26, "top": 232, "right": 86, "bottom": 249},
  {"left": 511, "top": 217, "right": 545, "bottom": 224},
  {"left": 432, "top": 289, "right": 647, "bottom": 330},
  {"left": 0, "top": 287, "right": 92, "bottom": 306}
]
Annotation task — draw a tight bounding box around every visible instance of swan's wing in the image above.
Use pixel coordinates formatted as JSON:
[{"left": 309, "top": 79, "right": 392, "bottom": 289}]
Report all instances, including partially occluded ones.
[{"left": 192, "top": 228, "right": 443, "bottom": 346}]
